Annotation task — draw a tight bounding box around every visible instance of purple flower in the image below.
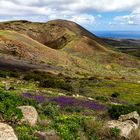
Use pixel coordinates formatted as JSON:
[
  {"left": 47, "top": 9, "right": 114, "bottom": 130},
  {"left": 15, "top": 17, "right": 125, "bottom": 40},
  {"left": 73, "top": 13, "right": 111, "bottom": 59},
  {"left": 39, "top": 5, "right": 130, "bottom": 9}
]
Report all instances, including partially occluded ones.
[
  {"left": 22, "top": 93, "right": 45, "bottom": 103},
  {"left": 22, "top": 93, "right": 33, "bottom": 99},
  {"left": 34, "top": 95, "right": 46, "bottom": 103},
  {"left": 50, "top": 96, "right": 76, "bottom": 106},
  {"left": 82, "top": 100, "right": 106, "bottom": 110},
  {"left": 49, "top": 96, "right": 106, "bottom": 111}
]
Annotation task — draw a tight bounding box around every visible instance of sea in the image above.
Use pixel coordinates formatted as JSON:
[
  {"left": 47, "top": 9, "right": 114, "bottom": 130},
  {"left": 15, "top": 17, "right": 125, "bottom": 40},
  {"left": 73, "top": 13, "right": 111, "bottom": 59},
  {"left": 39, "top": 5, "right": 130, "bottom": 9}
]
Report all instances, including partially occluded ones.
[{"left": 93, "top": 31, "right": 140, "bottom": 39}]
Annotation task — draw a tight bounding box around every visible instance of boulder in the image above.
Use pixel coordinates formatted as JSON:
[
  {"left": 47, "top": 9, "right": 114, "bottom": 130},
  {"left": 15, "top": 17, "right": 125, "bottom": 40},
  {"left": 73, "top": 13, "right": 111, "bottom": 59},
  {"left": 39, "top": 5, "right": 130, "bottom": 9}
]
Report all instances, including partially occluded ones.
[
  {"left": 0, "top": 123, "right": 18, "bottom": 140},
  {"left": 106, "top": 120, "right": 137, "bottom": 138},
  {"left": 104, "top": 111, "right": 140, "bottom": 138},
  {"left": 119, "top": 111, "right": 140, "bottom": 126},
  {"left": 18, "top": 106, "right": 38, "bottom": 127}
]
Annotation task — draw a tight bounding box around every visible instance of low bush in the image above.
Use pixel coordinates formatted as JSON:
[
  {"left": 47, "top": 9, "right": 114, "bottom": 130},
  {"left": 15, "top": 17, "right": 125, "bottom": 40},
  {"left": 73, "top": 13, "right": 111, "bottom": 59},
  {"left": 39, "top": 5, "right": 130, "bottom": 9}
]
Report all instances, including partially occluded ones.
[
  {"left": 39, "top": 78, "right": 74, "bottom": 92},
  {"left": 43, "top": 103, "right": 60, "bottom": 119},
  {"left": 95, "top": 96, "right": 109, "bottom": 102},
  {"left": 0, "top": 91, "right": 37, "bottom": 125},
  {"left": 0, "top": 70, "right": 10, "bottom": 78},
  {"left": 0, "top": 70, "right": 20, "bottom": 78},
  {"left": 0, "top": 92, "right": 23, "bottom": 124},
  {"left": 111, "top": 92, "right": 120, "bottom": 98},
  {"left": 63, "top": 106, "right": 84, "bottom": 113},
  {"left": 108, "top": 104, "right": 140, "bottom": 119},
  {"left": 53, "top": 115, "right": 83, "bottom": 140},
  {"left": 16, "top": 124, "right": 38, "bottom": 140},
  {"left": 111, "top": 127, "right": 121, "bottom": 137}
]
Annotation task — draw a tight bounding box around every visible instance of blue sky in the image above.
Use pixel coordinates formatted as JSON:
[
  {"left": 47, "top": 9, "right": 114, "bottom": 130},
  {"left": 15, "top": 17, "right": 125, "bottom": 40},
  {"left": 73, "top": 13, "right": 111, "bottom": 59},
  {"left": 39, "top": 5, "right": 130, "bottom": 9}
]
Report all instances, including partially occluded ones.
[{"left": 0, "top": 0, "right": 140, "bottom": 31}]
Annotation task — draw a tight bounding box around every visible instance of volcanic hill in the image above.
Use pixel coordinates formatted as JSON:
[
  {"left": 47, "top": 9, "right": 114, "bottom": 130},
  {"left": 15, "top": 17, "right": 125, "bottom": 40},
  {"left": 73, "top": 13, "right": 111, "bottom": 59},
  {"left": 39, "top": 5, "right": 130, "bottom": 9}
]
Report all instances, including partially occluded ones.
[{"left": 0, "top": 19, "right": 140, "bottom": 81}]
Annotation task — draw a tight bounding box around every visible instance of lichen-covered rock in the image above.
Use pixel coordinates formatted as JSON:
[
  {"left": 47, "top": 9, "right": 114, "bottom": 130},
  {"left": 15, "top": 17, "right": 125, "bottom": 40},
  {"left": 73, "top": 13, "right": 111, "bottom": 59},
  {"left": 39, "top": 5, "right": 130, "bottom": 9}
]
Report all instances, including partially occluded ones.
[
  {"left": 0, "top": 123, "right": 18, "bottom": 140},
  {"left": 106, "top": 120, "right": 137, "bottom": 138},
  {"left": 104, "top": 111, "right": 140, "bottom": 138},
  {"left": 119, "top": 111, "right": 140, "bottom": 126},
  {"left": 18, "top": 106, "right": 38, "bottom": 127}
]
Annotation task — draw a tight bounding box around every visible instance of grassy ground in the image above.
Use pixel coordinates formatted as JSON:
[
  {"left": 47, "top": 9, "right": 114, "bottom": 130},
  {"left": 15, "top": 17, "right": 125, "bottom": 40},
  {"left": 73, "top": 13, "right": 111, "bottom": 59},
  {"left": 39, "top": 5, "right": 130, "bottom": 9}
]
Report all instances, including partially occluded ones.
[{"left": 0, "top": 70, "right": 140, "bottom": 140}]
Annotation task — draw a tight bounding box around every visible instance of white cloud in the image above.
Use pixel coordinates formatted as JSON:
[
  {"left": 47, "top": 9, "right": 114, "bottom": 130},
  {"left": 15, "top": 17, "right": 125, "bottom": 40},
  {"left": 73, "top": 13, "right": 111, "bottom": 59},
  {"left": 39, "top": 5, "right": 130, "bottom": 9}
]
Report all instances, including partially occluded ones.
[
  {"left": 1, "top": 0, "right": 140, "bottom": 27},
  {"left": 97, "top": 14, "right": 102, "bottom": 18},
  {"left": 70, "top": 14, "right": 95, "bottom": 26},
  {"left": 114, "top": 10, "right": 140, "bottom": 25}
]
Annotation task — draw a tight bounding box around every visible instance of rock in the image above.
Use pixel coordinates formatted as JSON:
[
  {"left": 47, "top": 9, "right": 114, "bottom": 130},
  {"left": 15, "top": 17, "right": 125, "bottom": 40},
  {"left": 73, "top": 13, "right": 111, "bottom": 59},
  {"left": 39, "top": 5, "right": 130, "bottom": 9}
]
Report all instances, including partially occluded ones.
[
  {"left": 18, "top": 106, "right": 38, "bottom": 127},
  {"left": 119, "top": 111, "right": 140, "bottom": 126},
  {"left": 104, "top": 111, "right": 140, "bottom": 138},
  {"left": 35, "top": 131, "right": 46, "bottom": 140},
  {"left": 4, "top": 85, "right": 11, "bottom": 91},
  {"left": 87, "top": 97, "right": 94, "bottom": 101},
  {"left": 106, "top": 120, "right": 137, "bottom": 138},
  {"left": 48, "top": 91, "right": 53, "bottom": 94},
  {"left": 58, "top": 92, "right": 65, "bottom": 96},
  {"left": 38, "top": 119, "right": 52, "bottom": 127},
  {"left": 0, "top": 123, "right": 18, "bottom": 140},
  {"left": 4, "top": 85, "right": 15, "bottom": 91},
  {"left": 35, "top": 130, "right": 61, "bottom": 140}
]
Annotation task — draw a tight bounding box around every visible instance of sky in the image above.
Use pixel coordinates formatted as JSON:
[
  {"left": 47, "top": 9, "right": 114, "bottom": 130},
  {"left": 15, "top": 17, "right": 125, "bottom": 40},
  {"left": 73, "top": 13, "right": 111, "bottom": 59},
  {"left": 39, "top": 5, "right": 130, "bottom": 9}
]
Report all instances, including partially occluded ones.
[{"left": 0, "top": 0, "right": 140, "bottom": 31}]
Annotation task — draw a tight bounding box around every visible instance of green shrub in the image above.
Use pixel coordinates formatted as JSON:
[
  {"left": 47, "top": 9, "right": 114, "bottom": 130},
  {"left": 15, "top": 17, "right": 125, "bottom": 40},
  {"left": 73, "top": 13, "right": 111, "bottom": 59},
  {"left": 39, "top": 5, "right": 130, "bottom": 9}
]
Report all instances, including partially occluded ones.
[
  {"left": 53, "top": 115, "right": 83, "bottom": 140},
  {"left": 0, "top": 70, "right": 20, "bottom": 78},
  {"left": 111, "top": 127, "right": 121, "bottom": 137},
  {"left": 44, "top": 103, "right": 60, "bottom": 119},
  {"left": 111, "top": 92, "right": 120, "bottom": 98},
  {"left": 23, "top": 73, "right": 43, "bottom": 81},
  {"left": 108, "top": 105, "right": 140, "bottom": 119},
  {"left": 39, "top": 78, "right": 74, "bottom": 92},
  {"left": 63, "top": 106, "right": 84, "bottom": 113},
  {"left": 16, "top": 125, "right": 38, "bottom": 140},
  {"left": 0, "top": 92, "right": 23, "bottom": 124},
  {"left": 9, "top": 71, "right": 20, "bottom": 78},
  {"left": 0, "top": 91, "right": 37, "bottom": 125},
  {"left": 0, "top": 70, "right": 9, "bottom": 78},
  {"left": 95, "top": 96, "right": 109, "bottom": 102}
]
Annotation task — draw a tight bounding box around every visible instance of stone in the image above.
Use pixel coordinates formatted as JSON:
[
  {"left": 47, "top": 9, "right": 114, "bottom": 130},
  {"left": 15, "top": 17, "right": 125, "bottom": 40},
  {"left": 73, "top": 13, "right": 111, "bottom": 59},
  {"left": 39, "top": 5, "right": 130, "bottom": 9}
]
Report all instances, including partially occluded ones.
[
  {"left": 87, "top": 97, "right": 94, "bottom": 101},
  {"left": 18, "top": 106, "right": 38, "bottom": 127},
  {"left": 35, "top": 131, "right": 46, "bottom": 140},
  {"left": 38, "top": 119, "right": 52, "bottom": 127},
  {"left": 35, "top": 130, "right": 61, "bottom": 140},
  {"left": 4, "top": 86, "right": 11, "bottom": 91},
  {"left": 104, "top": 111, "right": 140, "bottom": 138},
  {"left": 119, "top": 111, "right": 140, "bottom": 126},
  {"left": 0, "top": 123, "right": 18, "bottom": 140},
  {"left": 58, "top": 92, "right": 65, "bottom": 96},
  {"left": 106, "top": 120, "right": 137, "bottom": 138}
]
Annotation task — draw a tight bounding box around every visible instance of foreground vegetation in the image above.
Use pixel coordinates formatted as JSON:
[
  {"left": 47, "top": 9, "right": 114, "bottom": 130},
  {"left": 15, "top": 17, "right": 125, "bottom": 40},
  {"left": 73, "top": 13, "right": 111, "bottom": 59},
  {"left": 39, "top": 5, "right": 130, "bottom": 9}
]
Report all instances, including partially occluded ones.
[{"left": 0, "top": 70, "right": 140, "bottom": 140}]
